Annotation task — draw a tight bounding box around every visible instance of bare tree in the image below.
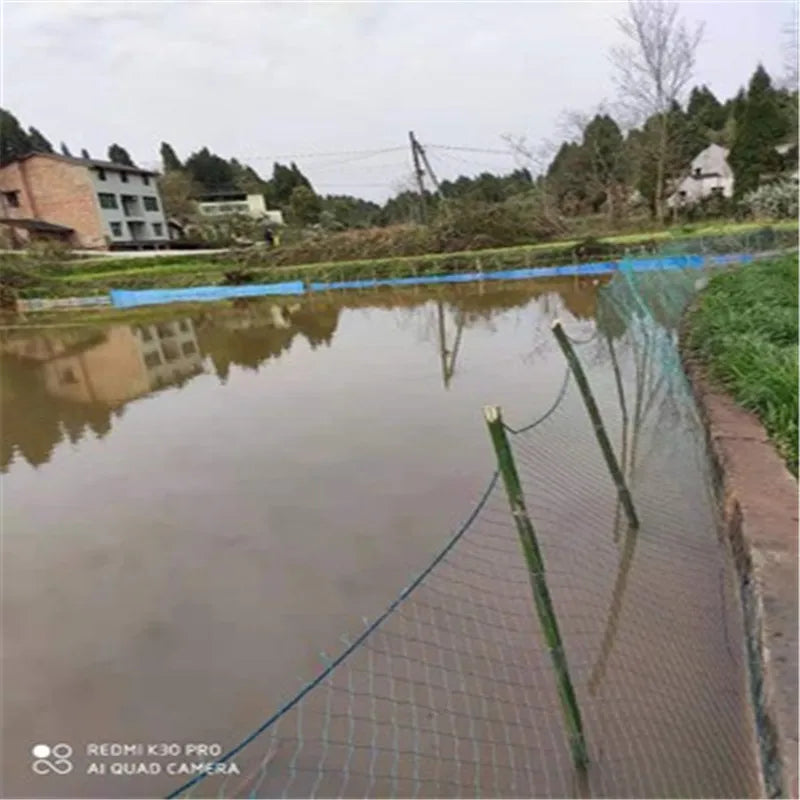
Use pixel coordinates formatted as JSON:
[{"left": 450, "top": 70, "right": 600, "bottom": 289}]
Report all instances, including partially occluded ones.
[
  {"left": 781, "top": 17, "right": 799, "bottom": 90},
  {"left": 611, "top": 0, "right": 703, "bottom": 224},
  {"left": 500, "top": 133, "right": 565, "bottom": 230}
]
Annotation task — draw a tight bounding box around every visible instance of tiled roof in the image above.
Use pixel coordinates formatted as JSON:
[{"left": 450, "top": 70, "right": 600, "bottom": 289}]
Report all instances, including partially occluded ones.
[{"left": 6, "top": 151, "right": 159, "bottom": 176}]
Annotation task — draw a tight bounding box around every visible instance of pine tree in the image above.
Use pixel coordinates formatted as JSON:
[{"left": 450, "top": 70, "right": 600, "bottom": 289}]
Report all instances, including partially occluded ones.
[
  {"left": 60, "top": 142, "right": 73, "bottom": 157},
  {"left": 184, "top": 147, "right": 235, "bottom": 191},
  {"left": 108, "top": 144, "right": 135, "bottom": 166},
  {"left": 160, "top": 141, "right": 183, "bottom": 172},
  {"left": 687, "top": 85, "right": 726, "bottom": 130},
  {"left": 28, "top": 127, "right": 54, "bottom": 153},
  {"left": 0, "top": 108, "right": 32, "bottom": 165},
  {"left": 81, "top": 148, "right": 91, "bottom": 160},
  {"left": 289, "top": 185, "right": 321, "bottom": 225},
  {"left": 729, "top": 65, "right": 789, "bottom": 197}
]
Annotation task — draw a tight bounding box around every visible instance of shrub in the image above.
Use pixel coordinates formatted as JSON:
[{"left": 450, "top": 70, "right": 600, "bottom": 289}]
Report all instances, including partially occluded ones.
[
  {"left": 26, "top": 240, "right": 73, "bottom": 262},
  {"left": 741, "top": 179, "right": 799, "bottom": 220}
]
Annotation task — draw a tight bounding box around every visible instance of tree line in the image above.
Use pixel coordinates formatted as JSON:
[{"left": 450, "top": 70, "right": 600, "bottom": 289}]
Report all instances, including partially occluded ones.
[{"left": 0, "top": 0, "right": 796, "bottom": 233}]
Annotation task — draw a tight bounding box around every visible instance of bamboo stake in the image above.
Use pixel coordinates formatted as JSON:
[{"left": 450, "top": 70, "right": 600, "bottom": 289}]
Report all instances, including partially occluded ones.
[
  {"left": 551, "top": 320, "right": 639, "bottom": 529},
  {"left": 484, "top": 406, "right": 588, "bottom": 770}
]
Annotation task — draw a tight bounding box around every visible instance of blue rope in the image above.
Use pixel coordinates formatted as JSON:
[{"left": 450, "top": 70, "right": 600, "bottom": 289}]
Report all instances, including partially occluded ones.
[{"left": 166, "top": 471, "right": 500, "bottom": 799}]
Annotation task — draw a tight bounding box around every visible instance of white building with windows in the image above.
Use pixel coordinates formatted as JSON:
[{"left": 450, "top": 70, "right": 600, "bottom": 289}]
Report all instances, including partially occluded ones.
[
  {"left": 667, "top": 144, "right": 734, "bottom": 208},
  {"left": 195, "top": 190, "right": 284, "bottom": 225}
]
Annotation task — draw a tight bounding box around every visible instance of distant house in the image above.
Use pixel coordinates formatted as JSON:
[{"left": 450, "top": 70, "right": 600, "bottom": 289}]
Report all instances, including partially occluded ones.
[
  {"left": 0, "top": 152, "right": 168, "bottom": 250},
  {"left": 195, "top": 190, "right": 284, "bottom": 225},
  {"left": 667, "top": 144, "right": 734, "bottom": 209}
]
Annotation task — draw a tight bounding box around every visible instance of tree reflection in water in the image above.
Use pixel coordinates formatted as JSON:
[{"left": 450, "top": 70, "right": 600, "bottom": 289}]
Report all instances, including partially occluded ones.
[{"left": 1, "top": 276, "right": 604, "bottom": 471}]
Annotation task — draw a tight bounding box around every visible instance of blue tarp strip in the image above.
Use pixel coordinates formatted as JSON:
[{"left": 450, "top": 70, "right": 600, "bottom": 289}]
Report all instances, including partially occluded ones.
[
  {"left": 109, "top": 281, "right": 305, "bottom": 308},
  {"left": 108, "top": 253, "right": 754, "bottom": 307},
  {"left": 308, "top": 252, "right": 753, "bottom": 292}
]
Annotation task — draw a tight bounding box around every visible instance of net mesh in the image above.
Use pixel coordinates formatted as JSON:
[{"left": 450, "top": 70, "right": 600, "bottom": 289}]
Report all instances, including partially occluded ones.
[{"left": 168, "top": 245, "right": 784, "bottom": 799}]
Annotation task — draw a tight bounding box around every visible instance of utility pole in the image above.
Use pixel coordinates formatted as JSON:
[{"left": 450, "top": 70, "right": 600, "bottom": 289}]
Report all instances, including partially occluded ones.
[
  {"left": 408, "top": 131, "right": 427, "bottom": 224},
  {"left": 416, "top": 142, "right": 443, "bottom": 200}
]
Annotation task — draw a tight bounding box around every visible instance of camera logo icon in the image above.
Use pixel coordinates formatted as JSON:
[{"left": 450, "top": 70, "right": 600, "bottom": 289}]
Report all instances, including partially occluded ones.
[{"left": 31, "top": 743, "right": 73, "bottom": 775}]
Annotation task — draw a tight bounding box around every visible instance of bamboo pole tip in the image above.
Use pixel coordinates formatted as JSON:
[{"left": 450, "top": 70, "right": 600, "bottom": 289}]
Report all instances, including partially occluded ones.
[{"left": 483, "top": 405, "right": 501, "bottom": 423}]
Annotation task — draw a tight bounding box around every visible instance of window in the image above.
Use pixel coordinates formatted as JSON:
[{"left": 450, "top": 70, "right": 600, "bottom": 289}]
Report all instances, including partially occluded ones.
[
  {"left": 2, "top": 190, "right": 20, "bottom": 208},
  {"left": 143, "top": 351, "right": 162, "bottom": 368},
  {"left": 142, "top": 174, "right": 150, "bottom": 186},
  {"left": 693, "top": 167, "right": 702, "bottom": 178},
  {"left": 97, "top": 168, "right": 106, "bottom": 181},
  {"left": 143, "top": 196, "right": 159, "bottom": 212},
  {"left": 152, "top": 222, "right": 164, "bottom": 237},
  {"left": 60, "top": 367, "right": 78, "bottom": 385},
  {"left": 138, "top": 326, "right": 153, "bottom": 342},
  {"left": 110, "top": 221, "right": 123, "bottom": 237},
  {"left": 98, "top": 193, "right": 118, "bottom": 209},
  {"left": 120, "top": 171, "right": 128, "bottom": 183},
  {"left": 181, "top": 340, "right": 197, "bottom": 356},
  {"left": 161, "top": 341, "right": 179, "bottom": 362},
  {"left": 710, "top": 186, "right": 724, "bottom": 197},
  {"left": 178, "top": 320, "right": 189, "bottom": 332}
]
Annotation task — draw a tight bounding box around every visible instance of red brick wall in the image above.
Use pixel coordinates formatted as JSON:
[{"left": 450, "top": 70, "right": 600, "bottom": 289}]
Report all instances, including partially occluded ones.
[{"left": 0, "top": 156, "right": 107, "bottom": 249}]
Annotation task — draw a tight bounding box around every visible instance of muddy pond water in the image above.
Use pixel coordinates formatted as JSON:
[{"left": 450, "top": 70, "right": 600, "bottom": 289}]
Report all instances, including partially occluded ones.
[{"left": 1, "top": 276, "right": 759, "bottom": 798}]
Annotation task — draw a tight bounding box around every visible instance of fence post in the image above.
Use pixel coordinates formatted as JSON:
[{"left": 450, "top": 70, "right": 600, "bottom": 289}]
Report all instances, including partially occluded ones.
[
  {"left": 484, "top": 405, "right": 588, "bottom": 770},
  {"left": 551, "top": 320, "right": 639, "bottom": 529}
]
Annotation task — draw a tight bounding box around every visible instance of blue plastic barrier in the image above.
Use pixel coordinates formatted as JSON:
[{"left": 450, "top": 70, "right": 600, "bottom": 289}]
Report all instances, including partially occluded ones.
[
  {"left": 109, "top": 281, "right": 305, "bottom": 309},
  {"left": 309, "top": 253, "right": 753, "bottom": 293},
  {"left": 107, "top": 253, "right": 755, "bottom": 308}
]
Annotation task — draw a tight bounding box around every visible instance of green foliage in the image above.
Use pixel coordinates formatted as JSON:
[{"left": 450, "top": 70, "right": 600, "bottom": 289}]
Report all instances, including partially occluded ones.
[
  {"left": 157, "top": 170, "right": 200, "bottom": 221},
  {"left": 160, "top": 141, "right": 183, "bottom": 172},
  {"left": 687, "top": 85, "right": 726, "bottom": 130},
  {"left": 687, "top": 253, "right": 798, "bottom": 473},
  {"left": 60, "top": 142, "right": 73, "bottom": 157},
  {"left": 107, "top": 143, "right": 135, "bottom": 166},
  {"left": 439, "top": 169, "right": 533, "bottom": 204},
  {"left": 80, "top": 148, "right": 91, "bottom": 160},
  {"left": 0, "top": 108, "right": 34, "bottom": 165},
  {"left": 27, "top": 127, "right": 53, "bottom": 153},
  {"left": 431, "top": 198, "right": 560, "bottom": 250},
  {"left": 378, "top": 190, "right": 428, "bottom": 225},
  {"left": 320, "top": 195, "right": 381, "bottom": 229},
  {"left": 288, "top": 185, "right": 322, "bottom": 225},
  {"left": 581, "top": 114, "right": 627, "bottom": 214},
  {"left": 185, "top": 147, "right": 236, "bottom": 191},
  {"left": 547, "top": 141, "right": 591, "bottom": 214},
  {"left": 729, "top": 65, "right": 790, "bottom": 198},
  {"left": 741, "top": 179, "right": 799, "bottom": 219},
  {"left": 269, "top": 162, "right": 313, "bottom": 207}
]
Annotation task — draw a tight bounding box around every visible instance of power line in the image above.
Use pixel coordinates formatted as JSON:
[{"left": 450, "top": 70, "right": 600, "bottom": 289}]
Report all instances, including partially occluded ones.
[
  {"left": 426, "top": 144, "right": 513, "bottom": 155},
  {"left": 308, "top": 159, "right": 411, "bottom": 173},
  {"left": 429, "top": 149, "right": 518, "bottom": 175},
  {"left": 314, "top": 182, "right": 405, "bottom": 188},
  {"left": 237, "top": 146, "right": 406, "bottom": 162}
]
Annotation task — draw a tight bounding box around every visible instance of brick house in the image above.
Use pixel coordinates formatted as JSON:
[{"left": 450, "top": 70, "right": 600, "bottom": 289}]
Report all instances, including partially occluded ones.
[{"left": 0, "top": 152, "right": 168, "bottom": 250}]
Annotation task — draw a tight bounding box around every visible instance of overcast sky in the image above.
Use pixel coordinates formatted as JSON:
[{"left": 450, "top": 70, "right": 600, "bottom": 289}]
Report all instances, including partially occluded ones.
[{"left": 2, "top": 1, "right": 795, "bottom": 201}]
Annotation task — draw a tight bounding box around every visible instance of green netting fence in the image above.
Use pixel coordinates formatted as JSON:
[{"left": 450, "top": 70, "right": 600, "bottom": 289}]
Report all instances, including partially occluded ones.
[{"left": 167, "top": 241, "right": 796, "bottom": 799}]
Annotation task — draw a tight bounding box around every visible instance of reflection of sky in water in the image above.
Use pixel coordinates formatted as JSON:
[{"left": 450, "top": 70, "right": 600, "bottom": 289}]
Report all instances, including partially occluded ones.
[
  {"left": 0, "top": 275, "right": 757, "bottom": 800},
  {"left": 1, "top": 278, "right": 604, "bottom": 797}
]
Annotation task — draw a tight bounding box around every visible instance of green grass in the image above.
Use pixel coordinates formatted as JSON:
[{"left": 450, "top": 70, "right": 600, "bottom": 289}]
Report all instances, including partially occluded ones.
[
  {"left": 5, "top": 218, "right": 797, "bottom": 301},
  {"left": 686, "top": 253, "right": 798, "bottom": 474}
]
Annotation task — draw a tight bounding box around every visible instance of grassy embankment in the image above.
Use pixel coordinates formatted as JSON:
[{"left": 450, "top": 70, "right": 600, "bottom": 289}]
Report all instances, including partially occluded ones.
[
  {"left": 5, "top": 219, "right": 798, "bottom": 300},
  {"left": 685, "top": 252, "right": 798, "bottom": 474}
]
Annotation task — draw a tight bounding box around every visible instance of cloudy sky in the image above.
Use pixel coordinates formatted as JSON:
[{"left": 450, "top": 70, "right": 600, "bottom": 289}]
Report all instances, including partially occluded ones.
[{"left": 3, "top": 1, "right": 795, "bottom": 201}]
